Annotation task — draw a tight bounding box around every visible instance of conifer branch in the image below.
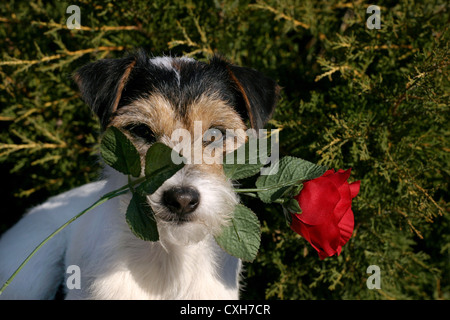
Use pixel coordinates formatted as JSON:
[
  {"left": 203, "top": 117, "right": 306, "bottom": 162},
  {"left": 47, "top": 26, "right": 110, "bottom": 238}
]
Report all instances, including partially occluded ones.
[
  {"left": 1, "top": 17, "right": 142, "bottom": 32},
  {"left": 0, "top": 142, "right": 67, "bottom": 158},
  {"left": 0, "top": 46, "right": 125, "bottom": 67},
  {"left": 396, "top": 209, "right": 424, "bottom": 239},
  {"left": 31, "top": 21, "right": 140, "bottom": 32},
  {"left": 168, "top": 18, "right": 213, "bottom": 57},
  {"left": 386, "top": 149, "right": 445, "bottom": 217},
  {"left": 16, "top": 178, "right": 64, "bottom": 198},
  {"left": 249, "top": 1, "right": 309, "bottom": 29}
]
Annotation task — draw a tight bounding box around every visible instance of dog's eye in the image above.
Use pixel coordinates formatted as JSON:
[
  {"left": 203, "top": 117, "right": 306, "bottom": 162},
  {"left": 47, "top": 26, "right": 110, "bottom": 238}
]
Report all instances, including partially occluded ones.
[
  {"left": 125, "top": 124, "right": 156, "bottom": 143},
  {"left": 203, "top": 127, "right": 225, "bottom": 146}
]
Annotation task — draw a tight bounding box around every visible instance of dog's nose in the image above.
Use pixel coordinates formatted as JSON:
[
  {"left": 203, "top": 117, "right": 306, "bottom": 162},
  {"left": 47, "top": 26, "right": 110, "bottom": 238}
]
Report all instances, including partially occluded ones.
[{"left": 162, "top": 186, "right": 200, "bottom": 215}]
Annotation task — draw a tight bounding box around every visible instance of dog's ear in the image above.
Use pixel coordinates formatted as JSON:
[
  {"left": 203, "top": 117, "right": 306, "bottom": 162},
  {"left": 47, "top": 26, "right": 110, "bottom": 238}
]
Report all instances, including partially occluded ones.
[
  {"left": 213, "top": 57, "right": 280, "bottom": 130},
  {"left": 73, "top": 53, "right": 138, "bottom": 129}
]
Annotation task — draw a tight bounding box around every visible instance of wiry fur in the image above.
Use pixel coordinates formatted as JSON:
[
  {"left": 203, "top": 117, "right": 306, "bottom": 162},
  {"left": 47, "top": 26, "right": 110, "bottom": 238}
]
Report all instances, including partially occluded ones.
[
  {"left": 64, "top": 168, "right": 242, "bottom": 300},
  {"left": 0, "top": 51, "right": 279, "bottom": 299},
  {"left": 150, "top": 167, "right": 239, "bottom": 246}
]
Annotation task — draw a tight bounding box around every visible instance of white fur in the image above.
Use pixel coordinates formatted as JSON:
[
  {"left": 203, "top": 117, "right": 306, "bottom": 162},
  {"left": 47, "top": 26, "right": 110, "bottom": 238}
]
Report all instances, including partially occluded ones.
[
  {"left": 0, "top": 166, "right": 241, "bottom": 299},
  {"left": 149, "top": 56, "right": 195, "bottom": 86}
]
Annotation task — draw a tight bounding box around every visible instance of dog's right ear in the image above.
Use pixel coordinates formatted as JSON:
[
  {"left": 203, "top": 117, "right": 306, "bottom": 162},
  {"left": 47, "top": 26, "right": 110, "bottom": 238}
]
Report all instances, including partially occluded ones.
[
  {"left": 73, "top": 54, "right": 138, "bottom": 129},
  {"left": 210, "top": 56, "right": 280, "bottom": 130}
]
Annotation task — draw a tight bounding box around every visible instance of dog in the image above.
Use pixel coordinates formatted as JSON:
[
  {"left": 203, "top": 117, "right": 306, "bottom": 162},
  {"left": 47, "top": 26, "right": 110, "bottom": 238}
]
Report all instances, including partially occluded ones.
[{"left": 0, "top": 50, "right": 279, "bottom": 299}]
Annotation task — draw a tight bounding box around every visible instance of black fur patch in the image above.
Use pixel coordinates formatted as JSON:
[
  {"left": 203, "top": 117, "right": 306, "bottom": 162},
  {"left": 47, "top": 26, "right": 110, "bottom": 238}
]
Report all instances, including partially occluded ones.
[{"left": 74, "top": 50, "right": 279, "bottom": 130}]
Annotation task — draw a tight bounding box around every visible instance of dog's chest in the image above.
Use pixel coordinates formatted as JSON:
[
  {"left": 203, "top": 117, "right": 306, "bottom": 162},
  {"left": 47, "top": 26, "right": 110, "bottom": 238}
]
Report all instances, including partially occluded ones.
[
  {"left": 66, "top": 246, "right": 240, "bottom": 299},
  {"left": 65, "top": 214, "right": 240, "bottom": 299}
]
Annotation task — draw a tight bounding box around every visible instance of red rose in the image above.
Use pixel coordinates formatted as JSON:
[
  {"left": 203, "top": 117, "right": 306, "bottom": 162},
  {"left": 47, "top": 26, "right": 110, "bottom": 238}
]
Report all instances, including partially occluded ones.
[{"left": 290, "top": 169, "right": 360, "bottom": 259}]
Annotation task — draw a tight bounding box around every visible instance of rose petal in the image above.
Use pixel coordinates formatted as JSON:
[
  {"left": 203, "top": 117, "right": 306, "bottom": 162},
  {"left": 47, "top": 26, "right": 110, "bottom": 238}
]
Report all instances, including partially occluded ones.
[
  {"left": 321, "top": 169, "right": 335, "bottom": 177},
  {"left": 326, "top": 168, "right": 352, "bottom": 189},
  {"left": 290, "top": 213, "right": 311, "bottom": 241},
  {"left": 307, "top": 219, "right": 341, "bottom": 259},
  {"left": 291, "top": 214, "right": 341, "bottom": 259},
  {"left": 349, "top": 180, "right": 361, "bottom": 199},
  {"left": 338, "top": 207, "right": 354, "bottom": 247},
  {"left": 296, "top": 179, "right": 340, "bottom": 225},
  {"left": 334, "top": 182, "right": 352, "bottom": 221}
]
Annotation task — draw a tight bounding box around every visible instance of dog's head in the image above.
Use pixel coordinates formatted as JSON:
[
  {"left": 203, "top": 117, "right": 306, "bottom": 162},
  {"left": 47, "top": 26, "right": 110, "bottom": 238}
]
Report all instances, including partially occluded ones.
[{"left": 74, "top": 50, "right": 279, "bottom": 244}]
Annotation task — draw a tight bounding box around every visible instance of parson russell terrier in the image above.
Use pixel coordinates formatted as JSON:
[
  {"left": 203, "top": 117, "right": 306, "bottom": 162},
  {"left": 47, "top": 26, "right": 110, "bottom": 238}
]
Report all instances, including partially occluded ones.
[{"left": 0, "top": 50, "right": 279, "bottom": 299}]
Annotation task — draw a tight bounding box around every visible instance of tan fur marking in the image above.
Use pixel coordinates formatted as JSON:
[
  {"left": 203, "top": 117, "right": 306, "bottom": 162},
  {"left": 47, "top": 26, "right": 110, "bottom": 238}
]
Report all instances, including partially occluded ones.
[
  {"left": 109, "top": 93, "right": 247, "bottom": 179},
  {"left": 226, "top": 66, "right": 255, "bottom": 129},
  {"left": 111, "top": 59, "right": 137, "bottom": 115},
  {"left": 111, "top": 93, "right": 178, "bottom": 138}
]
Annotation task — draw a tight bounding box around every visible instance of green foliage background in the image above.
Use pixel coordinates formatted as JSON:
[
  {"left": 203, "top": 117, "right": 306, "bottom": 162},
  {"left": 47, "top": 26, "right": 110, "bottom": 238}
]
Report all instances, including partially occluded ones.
[{"left": 0, "top": 0, "right": 448, "bottom": 299}]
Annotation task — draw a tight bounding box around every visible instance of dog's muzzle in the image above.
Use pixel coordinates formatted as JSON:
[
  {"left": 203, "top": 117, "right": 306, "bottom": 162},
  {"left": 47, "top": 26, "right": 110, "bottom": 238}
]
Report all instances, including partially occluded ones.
[{"left": 162, "top": 186, "right": 200, "bottom": 219}]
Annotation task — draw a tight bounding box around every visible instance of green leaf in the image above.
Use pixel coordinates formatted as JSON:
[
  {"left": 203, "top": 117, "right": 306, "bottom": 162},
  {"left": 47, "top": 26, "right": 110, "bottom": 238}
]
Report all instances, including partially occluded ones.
[
  {"left": 214, "top": 204, "right": 261, "bottom": 262},
  {"left": 284, "top": 198, "right": 302, "bottom": 214},
  {"left": 223, "top": 134, "right": 271, "bottom": 180},
  {"left": 126, "top": 192, "right": 159, "bottom": 242},
  {"left": 140, "top": 142, "right": 185, "bottom": 194},
  {"left": 255, "top": 156, "right": 327, "bottom": 203},
  {"left": 100, "top": 126, "right": 141, "bottom": 177}
]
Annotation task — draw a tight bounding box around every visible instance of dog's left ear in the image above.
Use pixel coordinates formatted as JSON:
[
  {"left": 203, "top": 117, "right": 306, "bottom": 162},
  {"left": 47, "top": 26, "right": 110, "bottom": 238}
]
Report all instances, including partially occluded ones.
[{"left": 213, "top": 57, "right": 280, "bottom": 130}]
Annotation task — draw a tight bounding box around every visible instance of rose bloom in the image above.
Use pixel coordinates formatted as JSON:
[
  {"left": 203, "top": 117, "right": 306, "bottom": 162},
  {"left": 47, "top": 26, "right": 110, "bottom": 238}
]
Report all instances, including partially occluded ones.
[{"left": 290, "top": 169, "right": 360, "bottom": 259}]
